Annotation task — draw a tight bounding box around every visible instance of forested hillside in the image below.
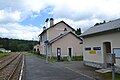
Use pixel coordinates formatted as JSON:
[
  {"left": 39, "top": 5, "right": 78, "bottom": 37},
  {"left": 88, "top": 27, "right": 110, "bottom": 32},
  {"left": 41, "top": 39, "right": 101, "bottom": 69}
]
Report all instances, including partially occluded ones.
[{"left": 0, "top": 37, "right": 38, "bottom": 52}]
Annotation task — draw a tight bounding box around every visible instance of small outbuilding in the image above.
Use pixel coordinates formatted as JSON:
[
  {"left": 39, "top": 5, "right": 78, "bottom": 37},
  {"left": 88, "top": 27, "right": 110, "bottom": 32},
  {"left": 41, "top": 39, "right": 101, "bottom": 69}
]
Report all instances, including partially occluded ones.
[
  {"left": 34, "top": 44, "right": 40, "bottom": 52},
  {"left": 81, "top": 18, "right": 120, "bottom": 73}
]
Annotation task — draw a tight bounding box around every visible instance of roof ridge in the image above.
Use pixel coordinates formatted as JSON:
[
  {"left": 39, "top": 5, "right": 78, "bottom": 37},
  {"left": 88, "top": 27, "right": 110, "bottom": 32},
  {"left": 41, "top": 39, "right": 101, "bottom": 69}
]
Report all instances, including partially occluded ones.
[
  {"left": 81, "top": 18, "right": 120, "bottom": 37},
  {"left": 39, "top": 20, "right": 75, "bottom": 36},
  {"left": 94, "top": 18, "right": 120, "bottom": 27},
  {"left": 49, "top": 31, "right": 70, "bottom": 43},
  {"left": 49, "top": 31, "right": 82, "bottom": 44}
]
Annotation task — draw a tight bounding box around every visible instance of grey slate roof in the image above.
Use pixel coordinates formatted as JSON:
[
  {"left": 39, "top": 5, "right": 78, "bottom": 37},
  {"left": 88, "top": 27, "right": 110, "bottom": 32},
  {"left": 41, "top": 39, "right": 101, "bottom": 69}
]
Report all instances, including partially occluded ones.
[{"left": 81, "top": 18, "right": 120, "bottom": 37}]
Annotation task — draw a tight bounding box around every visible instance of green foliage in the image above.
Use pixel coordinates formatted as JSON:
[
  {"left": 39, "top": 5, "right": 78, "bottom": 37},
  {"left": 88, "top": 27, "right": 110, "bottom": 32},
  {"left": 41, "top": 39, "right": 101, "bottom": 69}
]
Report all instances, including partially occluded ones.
[
  {"left": 71, "top": 56, "right": 83, "bottom": 61},
  {"left": 0, "top": 37, "right": 38, "bottom": 52},
  {"left": 23, "top": 52, "right": 34, "bottom": 56},
  {"left": 75, "top": 28, "right": 81, "bottom": 35},
  {"left": 34, "top": 52, "right": 83, "bottom": 62},
  {"left": 0, "top": 51, "right": 3, "bottom": 53},
  {"left": 0, "top": 52, "right": 12, "bottom": 57},
  {"left": 102, "top": 72, "right": 120, "bottom": 80},
  {"left": 94, "top": 20, "right": 106, "bottom": 26},
  {"left": 61, "top": 57, "right": 68, "bottom": 61},
  {"left": 34, "top": 51, "right": 40, "bottom": 55},
  {"left": 48, "top": 57, "right": 57, "bottom": 62},
  {"left": 35, "top": 53, "right": 46, "bottom": 60},
  {"left": 61, "top": 56, "right": 83, "bottom": 61}
]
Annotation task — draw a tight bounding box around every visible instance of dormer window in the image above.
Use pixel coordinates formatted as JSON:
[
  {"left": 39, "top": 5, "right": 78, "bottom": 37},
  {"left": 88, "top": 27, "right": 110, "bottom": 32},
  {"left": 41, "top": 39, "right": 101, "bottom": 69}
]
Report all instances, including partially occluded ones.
[{"left": 64, "top": 28, "right": 67, "bottom": 31}]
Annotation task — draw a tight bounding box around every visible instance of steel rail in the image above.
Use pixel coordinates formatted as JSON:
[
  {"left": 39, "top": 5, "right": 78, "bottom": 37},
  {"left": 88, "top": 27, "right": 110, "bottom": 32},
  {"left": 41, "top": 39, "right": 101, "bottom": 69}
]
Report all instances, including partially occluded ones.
[
  {"left": 19, "top": 54, "right": 25, "bottom": 80},
  {"left": 7, "top": 53, "right": 23, "bottom": 80},
  {"left": 0, "top": 54, "right": 16, "bottom": 64},
  {"left": 0, "top": 53, "right": 21, "bottom": 70}
]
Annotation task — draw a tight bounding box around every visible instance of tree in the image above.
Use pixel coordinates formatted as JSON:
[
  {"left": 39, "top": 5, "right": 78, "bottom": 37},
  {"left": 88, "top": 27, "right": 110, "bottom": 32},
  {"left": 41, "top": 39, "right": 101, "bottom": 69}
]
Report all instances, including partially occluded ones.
[
  {"left": 94, "top": 20, "right": 106, "bottom": 26},
  {"left": 0, "top": 37, "right": 38, "bottom": 52},
  {"left": 75, "top": 28, "right": 81, "bottom": 35}
]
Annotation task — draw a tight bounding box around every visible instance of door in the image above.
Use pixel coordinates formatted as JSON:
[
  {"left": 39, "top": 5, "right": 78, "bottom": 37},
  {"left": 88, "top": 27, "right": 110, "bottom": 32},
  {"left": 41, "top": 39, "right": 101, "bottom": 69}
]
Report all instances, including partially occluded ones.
[
  {"left": 68, "top": 48, "right": 72, "bottom": 57},
  {"left": 57, "top": 48, "right": 61, "bottom": 62},
  {"left": 103, "top": 42, "right": 111, "bottom": 68}
]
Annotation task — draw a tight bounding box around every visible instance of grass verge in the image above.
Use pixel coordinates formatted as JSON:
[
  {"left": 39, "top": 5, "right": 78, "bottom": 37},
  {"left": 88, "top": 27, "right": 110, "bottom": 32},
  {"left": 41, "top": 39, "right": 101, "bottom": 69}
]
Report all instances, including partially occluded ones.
[
  {"left": 25, "top": 51, "right": 83, "bottom": 62},
  {"left": 102, "top": 72, "right": 120, "bottom": 80},
  {"left": 34, "top": 53, "right": 83, "bottom": 62},
  {"left": 23, "top": 52, "right": 35, "bottom": 56},
  {"left": 0, "top": 52, "right": 14, "bottom": 57}
]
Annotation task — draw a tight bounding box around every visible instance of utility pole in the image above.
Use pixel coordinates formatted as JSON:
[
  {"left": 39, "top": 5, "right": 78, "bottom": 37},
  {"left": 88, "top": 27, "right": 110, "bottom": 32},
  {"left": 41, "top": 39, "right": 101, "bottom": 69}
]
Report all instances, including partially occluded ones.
[{"left": 45, "top": 40, "right": 48, "bottom": 63}]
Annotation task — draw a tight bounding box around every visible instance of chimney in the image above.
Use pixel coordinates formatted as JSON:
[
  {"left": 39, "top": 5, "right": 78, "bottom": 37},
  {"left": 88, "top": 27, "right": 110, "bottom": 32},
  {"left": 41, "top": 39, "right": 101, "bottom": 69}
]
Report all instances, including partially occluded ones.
[
  {"left": 45, "top": 18, "right": 49, "bottom": 22},
  {"left": 45, "top": 18, "right": 49, "bottom": 28},
  {"left": 43, "top": 26, "right": 46, "bottom": 31},
  {"left": 50, "top": 18, "right": 54, "bottom": 27}
]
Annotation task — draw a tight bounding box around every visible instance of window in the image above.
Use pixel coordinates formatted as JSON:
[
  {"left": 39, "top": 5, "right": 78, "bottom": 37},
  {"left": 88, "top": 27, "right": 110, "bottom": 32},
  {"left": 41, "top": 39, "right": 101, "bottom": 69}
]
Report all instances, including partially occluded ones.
[
  {"left": 113, "top": 48, "right": 120, "bottom": 58},
  {"left": 64, "top": 28, "right": 67, "bottom": 31},
  {"left": 68, "top": 48, "right": 72, "bottom": 57}
]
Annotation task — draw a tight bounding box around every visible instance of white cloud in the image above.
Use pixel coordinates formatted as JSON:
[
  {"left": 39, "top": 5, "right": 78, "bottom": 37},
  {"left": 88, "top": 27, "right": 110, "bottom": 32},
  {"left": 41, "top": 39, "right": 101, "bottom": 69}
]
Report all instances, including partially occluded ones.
[
  {"left": 0, "top": 23, "right": 42, "bottom": 40},
  {"left": 0, "top": 9, "right": 21, "bottom": 23},
  {"left": 43, "top": 0, "right": 120, "bottom": 32},
  {"left": 22, "top": 0, "right": 45, "bottom": 13},
  {"left": 0, "top": 0, "right": 120, "bottom": 40},
  {"left": 0, "top": 0, "right": 46, "bottom": 24},
  {"left": 53, "top": 18, "right": 101, "bottom": 32},
  {"left": 48, "top": 0, "right": 120, "bottom": 21},
  {"left": 0, "top": 0, "right": 45, "bottom": 40},
  {"left": 1, "top": 0, "right": 120, "bottom": 23}
]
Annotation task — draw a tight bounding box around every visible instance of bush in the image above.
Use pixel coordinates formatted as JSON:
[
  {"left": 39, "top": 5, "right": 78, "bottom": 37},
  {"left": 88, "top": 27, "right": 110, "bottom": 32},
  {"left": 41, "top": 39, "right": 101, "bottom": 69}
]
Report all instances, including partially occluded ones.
[
  {"left": 34, "top": 51, "right": 40, "bottom": 55},
  {"left": 48, "top": 57, "right": 57, "bottom": 62},
  {"left": 0, "top": 51, "right": 3, "bottom": 53},
  {"left": 61, "top": 57, "right": 68, "bottom": 61},
  {"left": 71, "top": 56, "right": 83, "bottom": 61}
]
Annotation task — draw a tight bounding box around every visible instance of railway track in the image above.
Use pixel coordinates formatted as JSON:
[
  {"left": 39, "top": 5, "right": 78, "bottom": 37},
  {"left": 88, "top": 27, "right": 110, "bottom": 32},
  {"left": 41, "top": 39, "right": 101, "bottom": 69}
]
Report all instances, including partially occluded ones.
[
  {"left": 0, "top": 53, "right": 16, "bottom": 63},
  {"left": 0, "top": 53, "right": 24, "bottom": 80},
  {"left": 0, "top": 53, "right": 20, "bottom": 69}
]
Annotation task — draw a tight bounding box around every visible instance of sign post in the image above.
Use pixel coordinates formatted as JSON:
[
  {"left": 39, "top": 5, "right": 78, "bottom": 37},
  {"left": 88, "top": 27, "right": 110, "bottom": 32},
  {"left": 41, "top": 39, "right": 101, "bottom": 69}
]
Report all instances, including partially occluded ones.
[
  {"left": 32, "top": 38, "right": 34, "bottom": 54},
  {"left": 44, "top": 40, "right": 49, "bottom": 63},
  {"left": 111, "top": 53, "right": 116, "bottom": 80}
]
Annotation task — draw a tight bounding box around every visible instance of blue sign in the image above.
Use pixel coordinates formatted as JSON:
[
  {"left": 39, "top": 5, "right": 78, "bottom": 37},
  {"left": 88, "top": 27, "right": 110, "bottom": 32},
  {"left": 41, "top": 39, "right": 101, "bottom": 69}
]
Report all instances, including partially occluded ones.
[
  {"left": 93, "top": 47, "right": 101, "bottom": 50},
  {"left": 85, "top": 47, "right": 91, "bottom": 51},
  {"left": 44, "top": 40, "right": 49, "bottom": 45}
]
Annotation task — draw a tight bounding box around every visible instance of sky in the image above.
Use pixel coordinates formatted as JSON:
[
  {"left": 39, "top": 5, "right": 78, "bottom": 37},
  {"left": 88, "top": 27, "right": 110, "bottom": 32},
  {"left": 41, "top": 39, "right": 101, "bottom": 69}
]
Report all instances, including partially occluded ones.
[{"left": 0, "top": 0, "right": 120, "bottom": 40}]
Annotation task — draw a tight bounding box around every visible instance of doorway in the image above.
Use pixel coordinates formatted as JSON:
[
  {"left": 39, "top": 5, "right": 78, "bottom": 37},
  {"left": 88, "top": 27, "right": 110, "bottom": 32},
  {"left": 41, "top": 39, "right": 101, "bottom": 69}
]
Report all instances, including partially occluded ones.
[
  {"left": 68, "top": 48, "right": 72, "bottom": 57},
  {"left": 103, "top": 42, "right": 111, "bottom": 68}
]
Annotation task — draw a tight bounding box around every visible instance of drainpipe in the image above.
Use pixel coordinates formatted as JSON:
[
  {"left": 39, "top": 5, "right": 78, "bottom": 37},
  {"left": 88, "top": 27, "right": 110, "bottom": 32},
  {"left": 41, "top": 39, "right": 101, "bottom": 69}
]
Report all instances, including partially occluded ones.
[{"left": 45, "top": 18, "right": 49, "bottom": 63}]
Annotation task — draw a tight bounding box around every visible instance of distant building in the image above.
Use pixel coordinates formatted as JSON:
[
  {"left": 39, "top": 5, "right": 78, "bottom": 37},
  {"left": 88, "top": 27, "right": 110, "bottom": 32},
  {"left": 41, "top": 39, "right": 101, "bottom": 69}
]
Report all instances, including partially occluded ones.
[
  {"left": 39, "top": 18, "right": 83, "bottom": 59},
  {"left": 0, "top": 48, "right": 6, "bottom": 52},
  {"left": 0, "top": 48, "right": 11, "bottom": 53},
  {"left": 34, "top": 44, "right": 40, "bottom": 52},
  {"left": 81, "top": 18, "right": 120, "bottom": 73}
]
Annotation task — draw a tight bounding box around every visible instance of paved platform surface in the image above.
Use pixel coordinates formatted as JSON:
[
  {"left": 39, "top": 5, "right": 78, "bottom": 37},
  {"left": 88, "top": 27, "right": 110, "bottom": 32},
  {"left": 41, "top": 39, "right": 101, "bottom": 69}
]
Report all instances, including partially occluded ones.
[
  {"left": 56, "top": 61, "right": 109, "bottom": 80},
  {"left": 24, "top": 56, "right": 94, "bottom": 80}
]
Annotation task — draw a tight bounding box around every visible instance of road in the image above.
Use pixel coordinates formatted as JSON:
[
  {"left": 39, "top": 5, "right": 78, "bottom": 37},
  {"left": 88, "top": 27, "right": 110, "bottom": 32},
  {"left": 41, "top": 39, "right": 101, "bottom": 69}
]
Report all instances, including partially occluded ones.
[{"left": 24, "top": 56, "right": 94, "bottom": 80}]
